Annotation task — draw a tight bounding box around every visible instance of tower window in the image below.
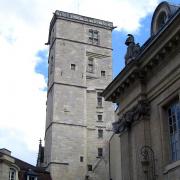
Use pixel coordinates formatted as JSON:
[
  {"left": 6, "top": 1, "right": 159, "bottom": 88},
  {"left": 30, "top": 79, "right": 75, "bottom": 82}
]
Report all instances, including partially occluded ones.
[
  {"left": 89, "top": 29, "right": 99, "bottom": 45},
  {"left": 101, "top": 71, "right": 105, "bottom": 77},
  {"left": 71, "top": 64, "right": 76, "bottom": 70},
  {"left": 98, "top": 129, "right": 103, "bottom": 138},
  {"left": 80, "top": 156, "right": 84, "bottom": 162},
  {"left": 87, "top": 58, "right": 94, "bottom": 73},
  {"left": 98, "top": 148, "right": 103, "bottom": 157},
  {"left": 167, "top": 100, "right": 180, "bottom": 161},
  {"left": 87, "top": 164, "right": 92, "bottom": 171},
  {"left": 97, "top": 92, "right": 103, "bottom": 107},
  {"left": 97, "top": 114, "right": 103, "bottom": 121}
]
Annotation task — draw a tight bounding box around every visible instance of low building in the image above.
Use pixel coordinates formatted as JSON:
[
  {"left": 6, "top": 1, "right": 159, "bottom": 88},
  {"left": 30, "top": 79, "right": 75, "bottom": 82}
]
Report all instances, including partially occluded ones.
[
  {"left": 102, "top": 1, "right": 180, "bottom": 180},
  {"left": 0, "top": 148, "right": 51, "bottom": 180}
]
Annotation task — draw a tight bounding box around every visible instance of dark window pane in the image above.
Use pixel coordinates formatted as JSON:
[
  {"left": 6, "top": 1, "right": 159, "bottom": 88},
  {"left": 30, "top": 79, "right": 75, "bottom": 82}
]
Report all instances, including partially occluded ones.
[
  {"left": 87, "top": 164, "right": 92, "bottom": 171},
  {"left": 98, "top": 129, "right": 103, "bottom": 138},
  {"left": 98, "top": 115, "right": 102, "bottom": 121},
  {"left": 80, "top": 156, "right": 83, "bottom": 162},
  {"left": 98, "top": 148, "right": 103, "bottom": 157},
  {"left": 168, "top": 109, "right": 171, "bottom": 116},
  {"left": 101, "top": 71, "right": 105, "bottom": 77},
  {"left": 168, "top": 101, "right": 180, "bottom": 161},
  {"left": 71, "top": 64, "right": 76, "bottom": 70},
  {"left": 169, "top": 117, "right": 172, "bottom": 125}
]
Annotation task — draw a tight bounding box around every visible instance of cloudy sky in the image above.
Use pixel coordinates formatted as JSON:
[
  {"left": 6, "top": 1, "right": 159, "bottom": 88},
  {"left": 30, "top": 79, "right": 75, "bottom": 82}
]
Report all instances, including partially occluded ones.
[{"left": 0, "top": 0, "right": 179, "bottom": 165}]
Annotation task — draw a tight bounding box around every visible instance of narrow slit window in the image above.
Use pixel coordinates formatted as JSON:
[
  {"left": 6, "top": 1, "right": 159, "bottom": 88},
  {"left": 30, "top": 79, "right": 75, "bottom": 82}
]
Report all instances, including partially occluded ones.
[
  {"left": 97, "top": 92, "right": 103, "bottom": 107},
  {"left": 97, "top": 115, "right": 103, "bottom": 121},
  {"left": 98, "top": 148, "right": 103, "bottom": 157},
  {"left": 71, "top": 64, "right": 76, "bottom": 70},
  {"left": 101, "top": 71, "right": 105, "bottom": 77},
  {"left": 98, "top": 129, "right": 103, "bottom": 138}
]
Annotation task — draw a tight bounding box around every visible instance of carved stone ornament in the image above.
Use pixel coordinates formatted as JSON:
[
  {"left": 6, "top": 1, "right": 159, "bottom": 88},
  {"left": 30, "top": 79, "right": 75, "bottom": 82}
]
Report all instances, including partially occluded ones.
[
  {"left": 124, "top": 34, "right": 141, "bottom": 65},
  {"left": 112, "top": 100, "right": 150, "bottom": 134}
]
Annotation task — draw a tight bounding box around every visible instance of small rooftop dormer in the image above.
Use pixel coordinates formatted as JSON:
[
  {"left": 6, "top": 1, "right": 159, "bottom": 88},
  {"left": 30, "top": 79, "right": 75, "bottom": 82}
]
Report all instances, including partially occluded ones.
[{"left": 151, "top": 1, "right": 179, "bottom": 36}]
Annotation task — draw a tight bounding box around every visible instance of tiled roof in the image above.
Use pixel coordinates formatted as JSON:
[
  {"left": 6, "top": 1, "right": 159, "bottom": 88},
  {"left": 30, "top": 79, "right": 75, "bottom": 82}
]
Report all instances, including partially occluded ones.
[{"left": 15, "top": 158, "right": 52, "bottom": 180}]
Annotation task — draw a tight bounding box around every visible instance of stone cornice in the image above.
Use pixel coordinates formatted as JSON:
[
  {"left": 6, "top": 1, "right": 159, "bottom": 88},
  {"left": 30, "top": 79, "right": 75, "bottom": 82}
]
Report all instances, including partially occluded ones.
[
  {"left": 102, "top": 9, "right": 180, "bottom": 102},
  {"left": 47, "top": 10, "right": 114, "bottom": 45},
  {"left": 55, "top": 10, "right": 114, "bottom": 30}
]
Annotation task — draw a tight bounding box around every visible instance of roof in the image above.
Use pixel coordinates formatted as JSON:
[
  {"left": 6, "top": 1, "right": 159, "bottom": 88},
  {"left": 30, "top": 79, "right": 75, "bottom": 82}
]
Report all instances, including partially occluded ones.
[
  {"left": 0, "top": 150, "right": 52, "bottom": 180},
  {"left": 15, "top": 158, "right": 52, "bottom": 180}
]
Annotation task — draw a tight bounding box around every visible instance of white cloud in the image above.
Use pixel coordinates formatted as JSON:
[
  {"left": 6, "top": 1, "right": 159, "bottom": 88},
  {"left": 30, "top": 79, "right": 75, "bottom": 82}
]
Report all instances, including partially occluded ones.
[
  {"left": 0, "top": 0, "right": 160, "bottom": 164},
  {"left": 78, "top": 0, "right": 160, "bottom": 32}
]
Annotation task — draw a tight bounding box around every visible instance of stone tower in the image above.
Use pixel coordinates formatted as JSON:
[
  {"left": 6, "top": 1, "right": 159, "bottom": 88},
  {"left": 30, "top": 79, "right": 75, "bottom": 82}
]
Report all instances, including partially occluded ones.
[{"left": 44, "top": 11, "right": 114, "bottom": 180}]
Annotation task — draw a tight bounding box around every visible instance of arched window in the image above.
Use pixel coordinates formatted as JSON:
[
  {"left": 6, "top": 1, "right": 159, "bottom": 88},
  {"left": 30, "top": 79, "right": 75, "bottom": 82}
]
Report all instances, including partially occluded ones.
[{"left": 9, "top": 168, "right": 16, "bottom": 180}]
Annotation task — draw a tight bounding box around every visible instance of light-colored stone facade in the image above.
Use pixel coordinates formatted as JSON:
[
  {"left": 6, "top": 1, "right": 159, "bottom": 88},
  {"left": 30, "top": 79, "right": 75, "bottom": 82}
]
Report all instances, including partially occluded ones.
[
  {"left": 103, "top": 2, "right": 180, "bottom": 180},
  {"left": 44, "top": 11, "right": 114, "bottom": 180},
  {"left": 0, "top": 149, "right": 19, "bottom": 180},
  {"left": 0, "top": 148, "right": 52, "bottom": 180}
]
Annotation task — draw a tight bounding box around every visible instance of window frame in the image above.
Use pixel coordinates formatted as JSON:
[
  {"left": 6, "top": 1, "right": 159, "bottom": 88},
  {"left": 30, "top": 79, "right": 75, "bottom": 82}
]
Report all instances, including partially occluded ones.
[
  {"left": 97, "top": 114, "right": 103, "bottom": 122},
  {"left": 87, "top": 57, "right": 94, "bottom": 73},
  {"left": 88, "top": 29, "right": 99, "bottom": 45},
  {"left": 98, "top": 129, "right": 103, "bottom": 138},
  {"left": 167, "top": 100, "right": 180, "bottom": 162},
  {"left": 97, "top": 92, "right": 103, "bottom": 108},
  {"left": 98, "top": 147, "right": 103, "bottom": 157},
  {"left": 101, "top": 70, "right": 106, "bottom": 77},
  {"left": 87, "top": 164, "right": 92, "bottom": 171},
  {"left": 71, "top": 64, "right": 76, "bottom": 71},
  {"left": 9, "top": 168, "right": 16, "bottom": 180}
]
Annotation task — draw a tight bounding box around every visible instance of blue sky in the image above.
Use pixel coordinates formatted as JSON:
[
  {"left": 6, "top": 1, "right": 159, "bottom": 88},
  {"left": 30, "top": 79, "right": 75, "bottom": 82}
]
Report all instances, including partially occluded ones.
[{"left": 0, "top": 0, "right": 179, "bottom": 165}]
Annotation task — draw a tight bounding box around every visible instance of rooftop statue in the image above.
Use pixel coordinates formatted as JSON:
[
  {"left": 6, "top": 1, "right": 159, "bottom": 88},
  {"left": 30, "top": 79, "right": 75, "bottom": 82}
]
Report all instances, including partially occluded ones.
[{"left": 125, "top": 34, "right": 141, "bottom": 65}]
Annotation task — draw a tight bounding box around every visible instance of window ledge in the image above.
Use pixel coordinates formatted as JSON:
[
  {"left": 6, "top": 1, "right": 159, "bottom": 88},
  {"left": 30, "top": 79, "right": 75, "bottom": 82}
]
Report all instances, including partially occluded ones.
[
  {"left": 96, "top": 106, "right": 103, "bottom": 109},
  {"left": 96, "top": 156, "right": 102, "bottom": 158},
  {"left": 163, "top": 160, "right": 180, "bottom": 174}
]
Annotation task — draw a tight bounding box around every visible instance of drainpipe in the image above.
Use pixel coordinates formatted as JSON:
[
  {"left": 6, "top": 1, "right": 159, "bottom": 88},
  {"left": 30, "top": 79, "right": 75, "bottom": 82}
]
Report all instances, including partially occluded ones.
[{"left": 109, "top": 133, "right": 115, "bottom": 180}]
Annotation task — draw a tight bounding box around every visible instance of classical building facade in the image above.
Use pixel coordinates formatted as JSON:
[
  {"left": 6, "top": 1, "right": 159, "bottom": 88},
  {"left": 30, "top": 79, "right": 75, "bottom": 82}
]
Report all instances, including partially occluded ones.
[
  {"left": 41, "top": 11, "right": 114, "bottom": 180},
  {"left": 102, "top": 2, "right": 180, "bottom": 180}
]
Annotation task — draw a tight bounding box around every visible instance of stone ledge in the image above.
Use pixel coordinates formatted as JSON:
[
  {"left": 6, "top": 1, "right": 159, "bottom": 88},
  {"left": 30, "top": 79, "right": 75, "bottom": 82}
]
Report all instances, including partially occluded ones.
[
  {"left": 163, "top": 160, "right": 180, "bottom": 174},
  {"left": 55, "top": 10, "right": 113, "bottom": 29}
]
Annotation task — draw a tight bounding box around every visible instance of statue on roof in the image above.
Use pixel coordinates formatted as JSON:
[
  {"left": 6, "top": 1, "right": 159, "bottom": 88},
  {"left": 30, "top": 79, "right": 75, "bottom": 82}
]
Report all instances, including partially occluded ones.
[{"left": 125, "top": 34, "right": 141, "bottom": 65}]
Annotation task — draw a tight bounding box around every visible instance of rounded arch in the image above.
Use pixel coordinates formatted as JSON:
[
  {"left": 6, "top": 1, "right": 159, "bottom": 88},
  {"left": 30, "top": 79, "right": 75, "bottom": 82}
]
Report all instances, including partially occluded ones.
[{"left": 150, "top": 1, "right": 177, "bottom": 36}]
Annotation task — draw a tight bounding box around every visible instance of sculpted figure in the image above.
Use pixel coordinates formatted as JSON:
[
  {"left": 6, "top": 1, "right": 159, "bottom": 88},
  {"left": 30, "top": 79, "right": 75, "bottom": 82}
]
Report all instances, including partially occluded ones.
[{"left": 125, "top": 34, "right": 141, "bottom": 65}]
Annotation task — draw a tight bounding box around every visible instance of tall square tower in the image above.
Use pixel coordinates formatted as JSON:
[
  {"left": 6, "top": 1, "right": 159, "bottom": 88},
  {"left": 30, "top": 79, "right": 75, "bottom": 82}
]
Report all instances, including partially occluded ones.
[{"left": 44, "top": 11, "right": 114, "bottom": 180}]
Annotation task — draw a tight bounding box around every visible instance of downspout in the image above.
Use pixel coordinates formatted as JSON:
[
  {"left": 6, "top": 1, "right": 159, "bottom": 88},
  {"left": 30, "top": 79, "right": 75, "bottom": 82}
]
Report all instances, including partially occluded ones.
[{"left": 109, "top": 133, "right": 115, "bottom": 180}]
